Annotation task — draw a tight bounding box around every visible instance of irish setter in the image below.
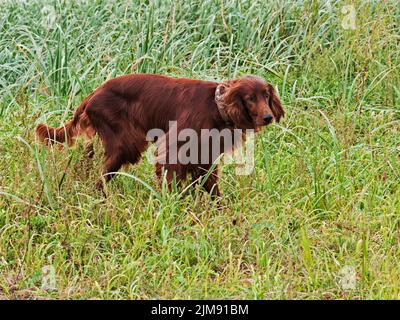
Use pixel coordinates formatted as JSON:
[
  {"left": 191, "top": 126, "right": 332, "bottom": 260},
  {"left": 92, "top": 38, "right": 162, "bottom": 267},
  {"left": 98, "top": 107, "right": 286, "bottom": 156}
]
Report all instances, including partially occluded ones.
[{"left": 36, "top": 74, "right": 284, "bottom": 198}]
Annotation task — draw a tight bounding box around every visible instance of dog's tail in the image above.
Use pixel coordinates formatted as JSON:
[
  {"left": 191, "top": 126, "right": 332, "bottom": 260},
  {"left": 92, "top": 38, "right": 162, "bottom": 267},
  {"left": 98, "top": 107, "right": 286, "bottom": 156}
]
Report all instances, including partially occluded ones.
[{"left": 36, "top": 92, "right": 95, "bottom": 146}]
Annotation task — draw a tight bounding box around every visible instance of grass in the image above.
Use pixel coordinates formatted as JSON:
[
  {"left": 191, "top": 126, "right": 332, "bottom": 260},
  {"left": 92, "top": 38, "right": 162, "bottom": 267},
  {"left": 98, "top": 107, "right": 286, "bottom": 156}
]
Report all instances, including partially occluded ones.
[{"left": 0, "top": 0, "right": 399, "bottom": 299}]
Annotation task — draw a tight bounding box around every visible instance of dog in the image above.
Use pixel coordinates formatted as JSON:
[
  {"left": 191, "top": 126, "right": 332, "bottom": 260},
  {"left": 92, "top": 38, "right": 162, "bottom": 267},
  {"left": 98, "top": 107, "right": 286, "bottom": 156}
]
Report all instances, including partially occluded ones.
[{"left": 36, "top": 73, "right": 284, "bottom": 198}]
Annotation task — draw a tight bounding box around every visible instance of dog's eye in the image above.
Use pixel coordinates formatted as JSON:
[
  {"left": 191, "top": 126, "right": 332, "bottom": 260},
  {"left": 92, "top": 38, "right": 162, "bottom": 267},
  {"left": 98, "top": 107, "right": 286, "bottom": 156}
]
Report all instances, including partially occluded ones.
[{"left": 246, "top": 96, "right": 255, "bottom": 102}]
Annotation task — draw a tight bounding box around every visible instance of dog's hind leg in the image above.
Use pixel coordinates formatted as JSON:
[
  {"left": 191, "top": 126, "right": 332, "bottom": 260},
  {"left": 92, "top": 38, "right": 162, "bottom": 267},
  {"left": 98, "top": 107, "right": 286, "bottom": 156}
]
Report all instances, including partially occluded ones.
[
  {"left": 85, "top": 142, "right": 95, "bottom": 159},
  {"left": 95, "top": 153, "right": 125, "bottom": 191},
  {"left": 78, "top": 111, "right": 97, "bottom": 160},
  {"left": 95, "top": 129, "right": 148, "bottom": 193}
]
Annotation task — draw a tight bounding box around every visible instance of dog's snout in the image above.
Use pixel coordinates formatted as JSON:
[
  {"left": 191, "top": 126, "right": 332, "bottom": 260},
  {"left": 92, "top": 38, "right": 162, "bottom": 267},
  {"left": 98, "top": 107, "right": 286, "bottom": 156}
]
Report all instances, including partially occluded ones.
[{"left": 263, "top": 114, "right": 273, "bottom": 122}]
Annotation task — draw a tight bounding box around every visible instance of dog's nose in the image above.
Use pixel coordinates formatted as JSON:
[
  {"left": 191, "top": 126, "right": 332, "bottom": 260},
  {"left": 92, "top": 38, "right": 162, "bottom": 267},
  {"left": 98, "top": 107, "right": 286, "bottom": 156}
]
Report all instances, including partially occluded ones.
[{"left": 263, "top": 114, "right": 273, "bottom": 122}]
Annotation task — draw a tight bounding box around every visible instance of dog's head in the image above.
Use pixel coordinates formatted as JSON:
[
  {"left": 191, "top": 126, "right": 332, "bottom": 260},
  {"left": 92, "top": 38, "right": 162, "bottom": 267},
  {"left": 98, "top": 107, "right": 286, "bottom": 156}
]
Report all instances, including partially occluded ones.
[{"left": 216, "top": 75, "right": 285, "bottom": 130}]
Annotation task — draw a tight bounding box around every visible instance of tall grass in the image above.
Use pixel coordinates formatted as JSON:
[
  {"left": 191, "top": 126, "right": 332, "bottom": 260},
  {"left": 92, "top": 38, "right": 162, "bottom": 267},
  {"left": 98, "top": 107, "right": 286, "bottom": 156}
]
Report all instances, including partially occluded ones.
[{"left": 0, "top": 0, "right": 399, "bottom": 299}]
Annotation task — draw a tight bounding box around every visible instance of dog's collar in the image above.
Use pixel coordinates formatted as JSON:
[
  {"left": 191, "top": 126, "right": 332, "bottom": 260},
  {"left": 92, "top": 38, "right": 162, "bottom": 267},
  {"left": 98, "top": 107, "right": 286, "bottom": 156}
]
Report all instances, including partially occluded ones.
[{"left": 215, "top": 83, "right": 233, "bottom": 127}]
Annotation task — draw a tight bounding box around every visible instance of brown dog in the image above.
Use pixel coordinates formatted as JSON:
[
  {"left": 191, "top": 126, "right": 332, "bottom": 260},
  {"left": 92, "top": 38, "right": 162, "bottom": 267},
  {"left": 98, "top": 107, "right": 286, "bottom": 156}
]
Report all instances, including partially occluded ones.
[{"left": 36, "top": 74, "right": 284, "bottom": 198}]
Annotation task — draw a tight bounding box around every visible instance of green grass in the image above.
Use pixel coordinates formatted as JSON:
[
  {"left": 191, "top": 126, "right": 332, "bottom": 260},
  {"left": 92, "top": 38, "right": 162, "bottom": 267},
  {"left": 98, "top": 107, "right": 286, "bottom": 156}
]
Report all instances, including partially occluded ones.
[{"left": 0, "top": 0, "right": 399, "bottom": 299}]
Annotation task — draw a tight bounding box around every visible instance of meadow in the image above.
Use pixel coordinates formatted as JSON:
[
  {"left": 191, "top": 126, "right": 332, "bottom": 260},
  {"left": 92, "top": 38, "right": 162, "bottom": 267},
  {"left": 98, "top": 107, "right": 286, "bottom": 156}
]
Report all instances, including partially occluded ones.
[{"left": 0, "top": 0, "right": 399, "bottom": 299}]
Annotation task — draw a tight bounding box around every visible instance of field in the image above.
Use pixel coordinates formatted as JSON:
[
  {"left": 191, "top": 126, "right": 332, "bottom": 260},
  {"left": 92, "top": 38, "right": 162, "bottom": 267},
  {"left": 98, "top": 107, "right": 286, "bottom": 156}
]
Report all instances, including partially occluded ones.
[{"left": 0, "top": 0, "right": 399, "bottom": 299}]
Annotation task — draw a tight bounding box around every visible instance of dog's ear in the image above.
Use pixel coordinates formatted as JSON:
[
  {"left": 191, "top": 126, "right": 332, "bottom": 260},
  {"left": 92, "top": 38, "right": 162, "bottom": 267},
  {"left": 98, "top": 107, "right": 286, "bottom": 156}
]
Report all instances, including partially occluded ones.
[
  {"left": 217, "top": 80, "right": 241, "bottom": 111},
  {"left": 269, "top": 85, "right": 285, "bottom": 123},
  {"left": 217, "top": 80, "right": 236, "bottom": 99},
  {"left": 222, "top": 81, "right": 254, "bottom": 126},
  {"left": 215, "top": 83, "right": 228, "bottom": 99}
]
